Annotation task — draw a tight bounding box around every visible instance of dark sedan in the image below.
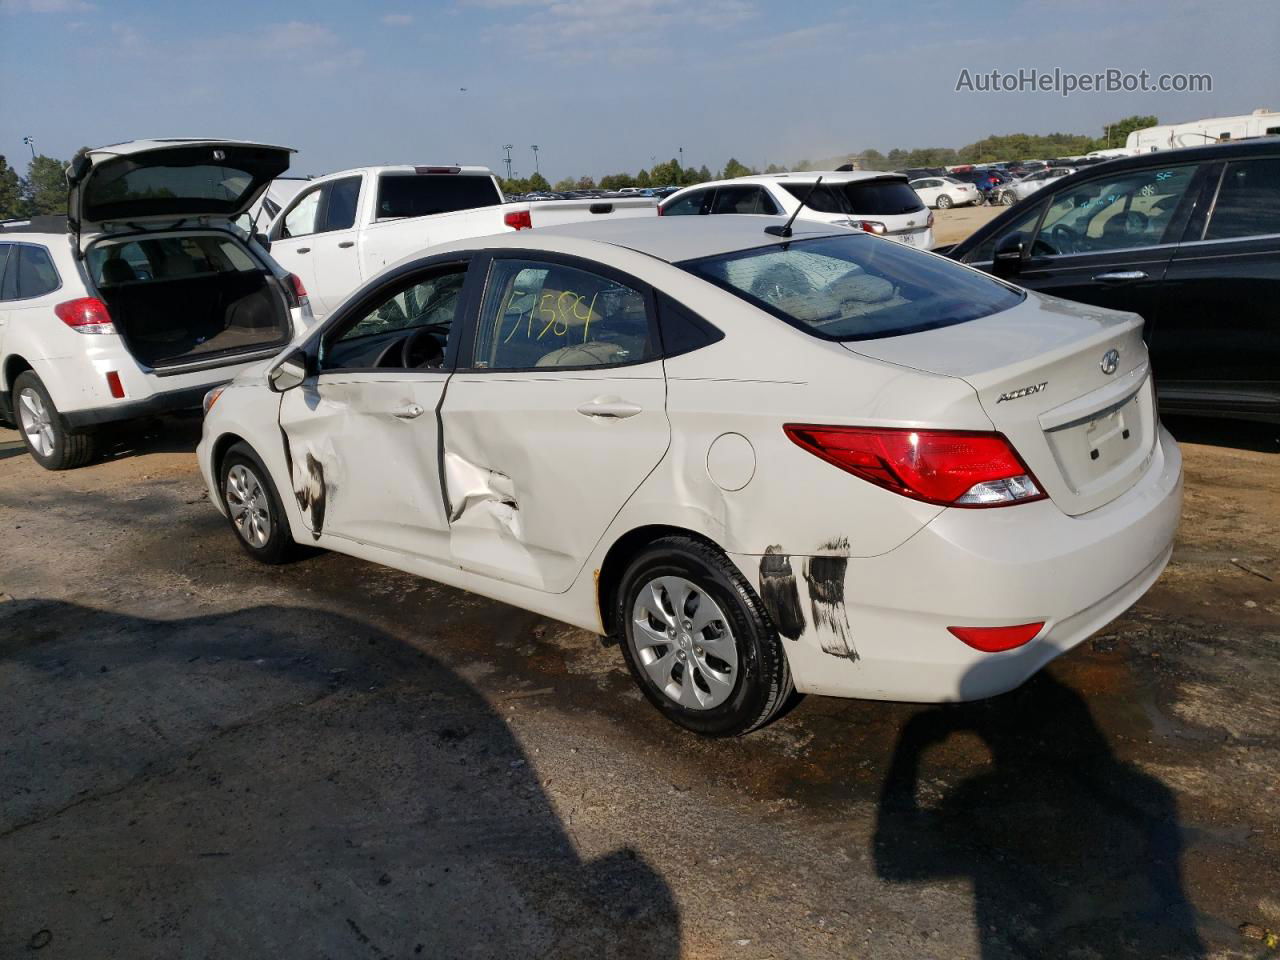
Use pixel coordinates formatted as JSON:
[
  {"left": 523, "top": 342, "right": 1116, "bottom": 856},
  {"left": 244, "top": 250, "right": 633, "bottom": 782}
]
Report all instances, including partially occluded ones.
[{"left": 947, "top": 139, "right": 1280, "bottom": 423}]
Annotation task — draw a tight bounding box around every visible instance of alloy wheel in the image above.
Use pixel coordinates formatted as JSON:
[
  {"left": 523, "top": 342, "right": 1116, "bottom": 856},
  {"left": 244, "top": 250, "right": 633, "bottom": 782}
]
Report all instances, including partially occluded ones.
[
  {"left": 18, "top": 387, "right": 55, "bottom": 458},
  {"left": 630, "top": 575, "right": 738, "bottom": 710},
  {"left": 225, "top": 463, "right": 272, "bottom": 548}
]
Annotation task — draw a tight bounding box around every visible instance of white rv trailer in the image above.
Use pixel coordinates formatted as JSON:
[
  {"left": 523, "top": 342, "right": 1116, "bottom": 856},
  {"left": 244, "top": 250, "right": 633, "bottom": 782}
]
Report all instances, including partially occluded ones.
[{"left": 1125, "top": 108, "right": 1280, "bottom": 153}]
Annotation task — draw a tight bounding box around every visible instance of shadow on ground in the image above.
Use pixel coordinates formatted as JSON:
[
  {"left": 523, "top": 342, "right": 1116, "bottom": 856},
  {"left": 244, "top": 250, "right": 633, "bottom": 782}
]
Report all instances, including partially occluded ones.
[
  {"left": 873, "top": 673, "right": 1205, "bottom": 959},
  {"left": 0, "top": 599, "right": 679, "bottom": 959}
]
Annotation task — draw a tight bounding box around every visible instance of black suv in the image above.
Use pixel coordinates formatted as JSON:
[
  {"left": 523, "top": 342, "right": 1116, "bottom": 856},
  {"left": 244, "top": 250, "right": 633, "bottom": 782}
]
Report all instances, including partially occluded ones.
[{"left": 947, "top": 139, "right": 1280, "bottom": 423}]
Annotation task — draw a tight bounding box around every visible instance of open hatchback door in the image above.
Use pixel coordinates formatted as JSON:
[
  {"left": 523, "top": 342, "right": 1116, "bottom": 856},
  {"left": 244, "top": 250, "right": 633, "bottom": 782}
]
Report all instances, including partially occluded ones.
[
  {"left": 68, "top": 139, "right": 294, "bottom": 235},
  {"left": 67, "top": 140, "right": 306, "bottom": 372}
]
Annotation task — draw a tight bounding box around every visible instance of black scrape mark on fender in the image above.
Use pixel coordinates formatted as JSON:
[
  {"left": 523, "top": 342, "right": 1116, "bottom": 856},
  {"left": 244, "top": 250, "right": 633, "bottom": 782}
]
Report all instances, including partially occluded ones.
[
  {"left": 295, "top": 453, "right": 326, "bottom": 541},
  {"left": 759, "top": 546, "right": 805, "bottom": 640},
  {"left": 804, "top": 538, "right": 856, "bottom": 660}
]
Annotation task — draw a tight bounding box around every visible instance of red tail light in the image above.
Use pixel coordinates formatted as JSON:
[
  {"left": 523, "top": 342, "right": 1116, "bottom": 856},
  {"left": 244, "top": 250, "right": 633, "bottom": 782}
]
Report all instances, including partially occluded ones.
[
  {"left": 948, "top": 622, "right": 1044, "bottom": 652},
  {"left": 54, "top": 297, "right": 115, "bottom": 335},
  {"left": 290, "top": 273, "right": 308, "bottom": 299},
  {"left": 504, "top": 210, "right": 533, "bottom": 231},
  {"left": 857, "top": 220, "right": 887, "bottom": 235},
  {"left": 783, "top": 425, "right": 1045, "bottom": 507},
  {"left": 657, "top": 204, "right": 665, "bottom": 216},
  {"left": 927, "top": 211, "right": 935, "bottom": 228}
]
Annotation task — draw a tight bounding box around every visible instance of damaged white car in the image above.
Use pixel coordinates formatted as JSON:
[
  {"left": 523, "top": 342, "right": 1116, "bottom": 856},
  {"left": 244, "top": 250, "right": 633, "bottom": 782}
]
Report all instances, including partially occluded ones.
[{"left": 196, "top": 217, "right": 1182, "bottom": 735}]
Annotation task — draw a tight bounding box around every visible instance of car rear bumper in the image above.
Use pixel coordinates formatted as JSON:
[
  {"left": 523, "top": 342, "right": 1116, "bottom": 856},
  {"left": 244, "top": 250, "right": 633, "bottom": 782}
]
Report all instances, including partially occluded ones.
[
  {"left": 730, "top": 425, "right": 1183, "bottom": 702},
  {"left": 61, "top": 382, "right": 223, "bottom": 428}
]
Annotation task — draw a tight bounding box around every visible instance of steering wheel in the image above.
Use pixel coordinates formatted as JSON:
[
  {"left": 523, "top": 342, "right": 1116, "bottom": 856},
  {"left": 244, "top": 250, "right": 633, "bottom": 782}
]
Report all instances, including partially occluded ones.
[
  {"left": 401, "top": 326, "right": 444, "bottom": 368},
  {"left": 1049, "top": 223, "right": 1079, "bottom": 255}
]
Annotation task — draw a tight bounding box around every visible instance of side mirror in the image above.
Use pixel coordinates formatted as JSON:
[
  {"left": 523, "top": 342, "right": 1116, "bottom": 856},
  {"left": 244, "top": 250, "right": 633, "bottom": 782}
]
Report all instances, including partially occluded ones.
[
  {"left": 268, "top": 349, "right": 309, "bottom": 393},
  {"left": 991, "top": 233, "right": 1024, "bottom": 278}
]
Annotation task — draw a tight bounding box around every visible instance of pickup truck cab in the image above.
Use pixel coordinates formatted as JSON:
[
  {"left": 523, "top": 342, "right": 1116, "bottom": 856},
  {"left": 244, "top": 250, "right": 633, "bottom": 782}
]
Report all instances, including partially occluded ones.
[{"left": 266, "top": 165, "right": 657, "bottom": 319}]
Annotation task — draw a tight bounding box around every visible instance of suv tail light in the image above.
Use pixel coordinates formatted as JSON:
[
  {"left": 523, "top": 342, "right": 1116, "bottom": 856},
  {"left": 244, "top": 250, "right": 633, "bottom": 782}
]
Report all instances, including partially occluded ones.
[
  {"left": 657, "top": 203, "right": 665, "bottom": 216},
  {"left": 504, "top": 210, "right": 533, "bottom": 231},
  {"left": 856, "top": 220, "right": 887, "bottom": 235},
  {"left": 54, "top": 297, "right": 115, "bottom": 335},
  {"left": 284, "top": 273, "right": 309, "bottom": 309},
  {"left": 783, "top": 425, "right": 1045, "bottom": 507}
]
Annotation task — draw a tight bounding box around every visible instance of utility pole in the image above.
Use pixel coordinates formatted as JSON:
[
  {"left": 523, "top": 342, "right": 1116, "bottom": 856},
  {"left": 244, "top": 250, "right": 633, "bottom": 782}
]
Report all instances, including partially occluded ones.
[
  {"left": 678, "top": 146, "right": 683, "bottom": 170},
  {"left": 22, "top": 136, "right": 36, "bottom": 162},
  {"left": 530, "top": 145, "right": 540, "bottom": 177},
  {"left": 502, "top": 144, "right": 514, "bottom": 180}
]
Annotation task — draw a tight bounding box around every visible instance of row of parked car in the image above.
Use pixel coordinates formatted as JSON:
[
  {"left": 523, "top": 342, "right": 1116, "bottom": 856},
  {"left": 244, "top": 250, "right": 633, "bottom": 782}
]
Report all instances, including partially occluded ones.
[{"left": 0, "top": 134, "right": 1273, "bottom": 736}]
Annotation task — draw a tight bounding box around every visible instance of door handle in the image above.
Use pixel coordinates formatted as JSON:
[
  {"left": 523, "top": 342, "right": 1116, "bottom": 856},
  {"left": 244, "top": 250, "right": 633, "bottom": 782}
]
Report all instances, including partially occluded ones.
[
  {"left": 576, "top": 397, "right": 642, "bottom": 419},
  {"left": 395, "top": 403, "right": 425, "bottom": 420},
  {"left": 1092, "top": 270, "right": 1148, "bottom": 283},
  {"left": 296, "top": 247, "right": 311, "bottom": 254},
  {"left": 337, "top": 241, "right": 354, "bottom": 248}
]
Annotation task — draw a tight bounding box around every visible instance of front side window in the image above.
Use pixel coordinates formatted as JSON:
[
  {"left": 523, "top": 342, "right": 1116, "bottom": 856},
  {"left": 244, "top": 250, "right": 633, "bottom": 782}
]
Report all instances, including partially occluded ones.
[
  {"left": 473, "top": 259, "right": 654, "bottom": 370},
  {"left": 1203, "top": 158, "right": 1280, "bottom": 240},
  {"left": 323, "top": 268, "right": 467, "bottom": 371},
  {"left": 660, "top": 190, "right": 708, "bottom": 216},
  {"left": 1032, "top": 164, "right": 1197, "bottom": 255},
  {"left": 281, "top": 188, "right": 322, "bottom": 239},
  {"left": 964, "top": 202, "right": 1047, "bottom": 263},
  {"left": 322, "top": 176, "right": 362, "bottom": 232},
  {"left": 683, "top": 233, "right": 1023, "bottom": 342}
]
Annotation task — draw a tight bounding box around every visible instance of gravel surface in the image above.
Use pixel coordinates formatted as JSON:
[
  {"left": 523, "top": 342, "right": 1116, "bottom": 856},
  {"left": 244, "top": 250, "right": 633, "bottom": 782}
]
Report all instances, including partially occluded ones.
[{"left": 1, "top": 412, "right": 1277, "bottom": 959}]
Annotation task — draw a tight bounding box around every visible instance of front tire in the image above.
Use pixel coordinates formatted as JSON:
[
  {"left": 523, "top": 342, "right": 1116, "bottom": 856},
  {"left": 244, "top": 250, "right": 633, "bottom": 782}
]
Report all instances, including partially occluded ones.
[
  {"left": 935, "top": 194, "right": 953, "bottom": 209},
  {"left": 13, "top": 371, "right": 97, "bottom": 470},
  {"left": 218, "top": 442, "right": 295, "bottom": 564},
  {"left": 616, "top": 536, "right": 793, "bottom": 736}
]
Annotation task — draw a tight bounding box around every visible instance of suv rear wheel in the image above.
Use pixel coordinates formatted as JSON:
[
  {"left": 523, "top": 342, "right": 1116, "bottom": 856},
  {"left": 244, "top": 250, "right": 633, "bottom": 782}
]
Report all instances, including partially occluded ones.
[
  {"left": 616, "top": 536, "right": 793, "bottom": 736},
  {"left": 13, "top": 371, "right": 98, "bottom": 470}
]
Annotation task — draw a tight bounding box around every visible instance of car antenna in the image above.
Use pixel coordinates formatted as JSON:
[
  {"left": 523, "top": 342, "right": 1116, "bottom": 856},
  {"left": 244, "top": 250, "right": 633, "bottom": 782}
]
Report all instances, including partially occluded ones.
[{"left": 765, "top": 175, "right": 823, "bottom": 238}]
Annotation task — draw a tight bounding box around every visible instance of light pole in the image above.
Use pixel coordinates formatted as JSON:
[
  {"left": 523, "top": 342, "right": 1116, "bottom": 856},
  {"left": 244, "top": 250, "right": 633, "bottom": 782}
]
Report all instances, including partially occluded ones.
[
  {"left": 530, "top": 145, "right": 540, "bottom": 177},
  {"left": 22, "top": 136, "right": 36, "bottom": 162},
  {"left": 678, "top": 146, "right": 683, "bottom": 171},
  {"left": 501, "top": 144, "right": 514, "bottom": 180}
]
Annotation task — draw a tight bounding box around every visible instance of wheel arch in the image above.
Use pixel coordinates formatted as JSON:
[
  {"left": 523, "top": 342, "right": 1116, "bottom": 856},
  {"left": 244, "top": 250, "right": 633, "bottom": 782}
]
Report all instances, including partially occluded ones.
[
  {"left": 4, "top": 354, "right": 34, "bottom": 393},
  {"left": 210, "top": 431, "right": 251, "bottom": 485},
  {"left": 596, "top": 523, "right": 726, "bottom": 637}
]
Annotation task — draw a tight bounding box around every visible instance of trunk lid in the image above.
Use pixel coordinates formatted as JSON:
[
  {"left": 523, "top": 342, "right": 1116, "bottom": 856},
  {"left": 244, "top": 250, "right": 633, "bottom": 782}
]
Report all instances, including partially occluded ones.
[
  {"left": 68, "top": 139, "right": 293, "bottom": 237},
  {"left": 845, "top": 291, "right": 1157, "bottom": 515}
]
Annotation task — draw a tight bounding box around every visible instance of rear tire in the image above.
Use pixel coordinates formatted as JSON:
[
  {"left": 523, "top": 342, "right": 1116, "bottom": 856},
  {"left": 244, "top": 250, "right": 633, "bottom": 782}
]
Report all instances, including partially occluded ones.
[
  {"left": 935, "top": 194, "right": 953, "bottom": 209},
  {"left": 13, "top": 371, "right": 97, "bottom": 470},
  {"left": 616, "top": 536, "right": 793, "bottom": 737},
  {"left": 218, "top": 442, "right": 295, "bottom": 564}
]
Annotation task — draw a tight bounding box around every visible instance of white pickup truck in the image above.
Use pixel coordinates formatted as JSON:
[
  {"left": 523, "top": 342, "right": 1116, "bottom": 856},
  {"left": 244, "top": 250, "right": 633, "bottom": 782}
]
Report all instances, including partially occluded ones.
[{"left": 262, "top": 165, "right": 657, "bottom": 319}]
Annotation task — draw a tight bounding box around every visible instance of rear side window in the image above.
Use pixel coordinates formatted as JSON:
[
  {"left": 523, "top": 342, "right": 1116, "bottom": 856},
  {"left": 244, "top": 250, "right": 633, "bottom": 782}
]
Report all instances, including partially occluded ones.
[
  {"left": 1204, "top": 158, "right": 1280, "bottom": 240},
  {"left": 682, "top": 233, "right": 1023, "bottom": 342},
  {"left": 472, "top": 259, "right": 655, "bottom": 370},
  {"left": 88, "top": 235, "right": 261, "bottom": 286},
  {"left": 375, "top": 175, "right": 502, "bottom": 219},
  {"left": 711, "top": 186, "right": 780, "bottom": 215},
  {"left": 4, "top": 245, "right": 61, "bottom": 300},
  {"left": 0, "top": 244, "right": 11, "bottom": 298},
  {"left": 782, "top": 180, "right": 924, "bottom": 216},
  {"left": 322, "top": 176, "right": 361, "bottom": 232}
]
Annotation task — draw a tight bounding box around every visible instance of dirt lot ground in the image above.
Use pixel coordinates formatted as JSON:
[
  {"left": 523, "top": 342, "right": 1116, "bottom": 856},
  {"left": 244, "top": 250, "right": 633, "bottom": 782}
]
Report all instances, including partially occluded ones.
[
  {"left": 2, "top": 236, "right": 1277, "bottom": 956},
  {"left": 931, "top": 202, "right": 1005, "bottom": 246}
]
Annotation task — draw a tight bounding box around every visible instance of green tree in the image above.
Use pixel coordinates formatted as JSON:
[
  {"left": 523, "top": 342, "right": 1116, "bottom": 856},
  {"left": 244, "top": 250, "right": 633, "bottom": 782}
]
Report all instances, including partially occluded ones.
[
  {"left": 576, "top": 176, "right": 596, "bottom": 190},
  {"left": 634, "top": 168, "right": 652, "bottom": 187},
  {"left": 696, "top": 165, "right": 712, "bottom": 183},
  {"left": 526, "top": 172, "right": 551, "bottom": 192},
  {"left": 0, "top": 155, "right": 23, "bottom": 219},
  {"left": 763, "top": 162, "right": 787, "bottom": 174},
  {"left": 553, "top": 176, "right": 577, "bottom": 192},
  {"left": 24, "top": 154, "right": 67, "bottom": 216},
  {"left": 599, "top": 172, "right": 635, "bottom": 191},
  {"left": 721, "top": 157, "right": 755, "bottom": 179},
  {"left": 1096, "top": 115, "right": 1158, "bottom": 150},
  {"left": 647, "top": 159, "right": 681, "bottom": 187}
]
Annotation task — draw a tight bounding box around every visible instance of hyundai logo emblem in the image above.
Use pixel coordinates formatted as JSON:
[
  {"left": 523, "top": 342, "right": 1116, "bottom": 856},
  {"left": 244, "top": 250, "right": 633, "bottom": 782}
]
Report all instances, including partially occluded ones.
[{"left": 1100, "top": 349, "right": 1120, "bottom": 375}]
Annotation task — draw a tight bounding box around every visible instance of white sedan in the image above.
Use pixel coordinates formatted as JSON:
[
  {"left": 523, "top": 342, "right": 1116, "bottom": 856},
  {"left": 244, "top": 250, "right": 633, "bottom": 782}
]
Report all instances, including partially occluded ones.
[
  {"left": 909, "top": 176, "right": 980, "bottom": 209},
  {"left": 196, "top": 217, "right": 1182, "bottom": 736}
]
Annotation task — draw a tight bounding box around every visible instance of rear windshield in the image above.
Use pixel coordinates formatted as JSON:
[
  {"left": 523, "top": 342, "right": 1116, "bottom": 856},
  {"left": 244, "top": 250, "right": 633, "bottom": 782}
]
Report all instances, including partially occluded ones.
[
  {"left": 375, "top": 174, "right": 502, "bottom": 219},
  {"left": 88, "top": 235, "right": 262, "bottom": 286},
  {"left": 82, "top": 146, "right": 289, "bottom": 221},
  {"left": 781, "top": 180, "right": 924, "bottom": 216},
  {"left": 681, "top": 234, "right": 1023, "bottom": 342}
]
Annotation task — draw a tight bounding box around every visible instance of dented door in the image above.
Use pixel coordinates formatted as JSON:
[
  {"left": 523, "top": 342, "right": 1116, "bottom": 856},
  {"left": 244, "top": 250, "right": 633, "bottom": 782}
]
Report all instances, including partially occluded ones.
[
  {"left": 279, "top": 373, "right": 451, "bottom": 556},
  {"left": 440, "top": 255, "right": 670, "bottom": 593}
]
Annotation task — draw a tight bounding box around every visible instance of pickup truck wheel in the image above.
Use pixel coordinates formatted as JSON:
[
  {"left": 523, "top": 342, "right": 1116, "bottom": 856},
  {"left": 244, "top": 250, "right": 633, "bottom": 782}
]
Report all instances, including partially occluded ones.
[
  {"left": 617, "top": 536, "right": 793, "bottom": 737},
  {"left": 219, "top": 442, "right": 295, "bottom": 564},
  {"left": 13, "top": 371, "right": 97, "bottom": 470}
]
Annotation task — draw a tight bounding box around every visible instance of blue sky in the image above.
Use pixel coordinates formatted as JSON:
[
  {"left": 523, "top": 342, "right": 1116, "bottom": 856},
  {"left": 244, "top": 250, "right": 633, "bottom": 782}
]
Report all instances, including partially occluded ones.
[{"left": 2, "top": 0, "right": 1278, "bottom": 182}]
